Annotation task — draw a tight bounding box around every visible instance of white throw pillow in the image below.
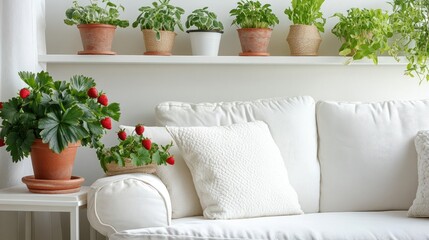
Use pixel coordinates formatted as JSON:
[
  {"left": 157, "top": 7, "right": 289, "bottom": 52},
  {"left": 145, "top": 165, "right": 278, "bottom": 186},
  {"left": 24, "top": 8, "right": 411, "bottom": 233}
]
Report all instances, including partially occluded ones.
[
  {"left": 156, "top": 96, "right": 319, "bottom": 213},
  {"left": 409, "top": 130, "right": 429, "bottom": 217},
  {"left": 317, "top": 99, "right": 429, "bottom": 212},
  {"left": 166, "top": 121, "right": 303, "bottom": 219},
  {"left": 120, "top": 126, "right": 203, "bottom": 218}
]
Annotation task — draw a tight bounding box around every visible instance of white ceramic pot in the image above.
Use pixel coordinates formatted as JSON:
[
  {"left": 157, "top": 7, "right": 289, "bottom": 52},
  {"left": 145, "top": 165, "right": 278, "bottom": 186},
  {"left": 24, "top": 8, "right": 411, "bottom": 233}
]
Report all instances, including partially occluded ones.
[{"left": 187, "top": 30, "right": 223, "bottom": 56}]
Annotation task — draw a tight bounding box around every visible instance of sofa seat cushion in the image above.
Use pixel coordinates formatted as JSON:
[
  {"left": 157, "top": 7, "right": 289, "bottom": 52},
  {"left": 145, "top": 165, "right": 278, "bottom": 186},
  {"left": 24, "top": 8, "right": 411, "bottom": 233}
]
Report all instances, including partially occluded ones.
[{"left": 108, "top": 211, "right": 429, "bottom": 240}]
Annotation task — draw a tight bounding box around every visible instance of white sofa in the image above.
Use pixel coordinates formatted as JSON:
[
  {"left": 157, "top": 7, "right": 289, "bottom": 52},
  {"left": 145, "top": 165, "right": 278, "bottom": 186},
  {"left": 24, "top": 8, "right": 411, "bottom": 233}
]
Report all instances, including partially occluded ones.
[{"left": 87, "top": 96, "right": 429, "bottom": 240}]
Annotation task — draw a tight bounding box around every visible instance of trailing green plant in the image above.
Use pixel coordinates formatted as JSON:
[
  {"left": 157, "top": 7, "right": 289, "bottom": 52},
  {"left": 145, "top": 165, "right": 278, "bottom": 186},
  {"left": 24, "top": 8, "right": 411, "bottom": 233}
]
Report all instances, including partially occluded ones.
[
  {"left": 389, "top": 0, "right": 429, "bottom": 82},
  {"left": 186, "top": 7, "right": 224, "bottom": 31},
  {"left": 331, "top": 8, "right": 393, "bottom": 64},
  {"left": 0, "top": 71, "right": 120, "bottom": 162},
  {"left": 229, "top": 0, "right": 279, "bottom": 28},
  {"left": 64, "top": 0, "right": 129, "bottom": 28},
  {"left": 132, "top": 0, "right": 185, "bottom": 40},
  {"left": 284, "top": 0, "right": 326, "bottom": 32},
  {"left": 97, "top": 125, "right": 175, "bottom": 172}
]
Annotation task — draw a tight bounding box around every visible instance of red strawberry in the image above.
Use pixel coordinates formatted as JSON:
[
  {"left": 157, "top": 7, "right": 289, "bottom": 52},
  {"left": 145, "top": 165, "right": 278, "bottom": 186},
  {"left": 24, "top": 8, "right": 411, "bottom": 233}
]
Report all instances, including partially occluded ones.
[
  {"left": 19, "top": 88, "right": 30, "bottom": 99},
  {"left": 166, "top": 156, "right": 175, "bottom": 165},
  {"left": 0, "top": 102, "right": 3, "bottom": 109},
  {"left": 97, "top": 94, "right": 108, "bottom": 106},
  {"left": 87, "top": 87, "right": 98, "bottom": 98},
  {"left": 0, "top": 139, "right": 5, "bottom": 147},
  {"left": 117, "top": 130, "right": 127, "bottom": 140},
  {"left": 135, "top": 124, "right": 144, "bottom": 135},
  {"left": 100, "top": 117, "right": 112, "bottom": 129},
  {"left": 142, "top": 138, "right": 152, "bottom": 150}
]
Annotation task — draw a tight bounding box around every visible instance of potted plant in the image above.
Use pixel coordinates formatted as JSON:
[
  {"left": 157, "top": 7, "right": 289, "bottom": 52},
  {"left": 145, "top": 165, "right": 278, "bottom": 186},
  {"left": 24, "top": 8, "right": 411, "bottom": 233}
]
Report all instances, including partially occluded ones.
[
  {"left": 0, "top": 71, "right": 120, "bottom": 192},
  {"left": 132, "top": 0, "right": 185, "bottom": 56},
  {"left": 97, "top": 125, "right": 175, "bottom": 175},
  {"left": 284, "top": 0, "right": 326, "bottom": 56},
  {"left": 229, "top": 0, "right": 279, "bottom": 56},
  {"left": 390, "top": 0, "right": 429, "bottom": 82},
  {"left": 64, "top": 0, "right": 129, "bottom": 55},
  {"left": 186, "top": 7, "right": 224, "bottom": 56},
  {"left": 331, "top": 8, "right": 393, "bottom": 64}
]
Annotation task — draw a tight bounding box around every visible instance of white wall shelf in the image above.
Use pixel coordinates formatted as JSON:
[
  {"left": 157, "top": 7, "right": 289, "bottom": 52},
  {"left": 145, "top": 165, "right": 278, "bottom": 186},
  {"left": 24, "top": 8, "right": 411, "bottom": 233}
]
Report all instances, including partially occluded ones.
[{"left": 39, "top": 54, "right": 407, "bottom": 66}]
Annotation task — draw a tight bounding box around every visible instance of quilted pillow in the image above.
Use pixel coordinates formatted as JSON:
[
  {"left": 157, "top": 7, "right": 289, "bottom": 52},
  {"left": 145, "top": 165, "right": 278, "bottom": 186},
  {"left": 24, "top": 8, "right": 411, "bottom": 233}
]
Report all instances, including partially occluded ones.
[
  {"left": 167, "top": 121, "right": 303, "bottom": 219},
  {"left": 409, "top": 130, "right": 429, "bottom": 217}
]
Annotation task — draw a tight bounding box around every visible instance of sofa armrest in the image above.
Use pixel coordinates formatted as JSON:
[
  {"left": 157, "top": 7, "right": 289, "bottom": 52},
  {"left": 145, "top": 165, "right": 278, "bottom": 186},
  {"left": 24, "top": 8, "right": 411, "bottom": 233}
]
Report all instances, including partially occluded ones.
[{"left": 87, "top": 173, "right": 172, "bottom": 236}]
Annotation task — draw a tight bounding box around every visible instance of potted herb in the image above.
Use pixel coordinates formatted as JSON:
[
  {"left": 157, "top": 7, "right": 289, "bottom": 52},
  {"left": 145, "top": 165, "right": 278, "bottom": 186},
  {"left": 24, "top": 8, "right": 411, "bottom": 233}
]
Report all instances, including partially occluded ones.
[
  {"left": 331, "top": 8, "right": 393, "bottom": 64},
  {"left": 186, "top": 7, "right": 224, "bottom": 56},
  {"left": 229, "top": 0, "right": 279, "bottom": 56},
  {"left": 0, "top": 71, "right": 120, "bottom": 191},
  {"left": 390, "top": 0, "right": 429, "bottom": 81},
  {"left": 284, "top": 0, "right": 326, "bottom": 56},
  {"left": 132, "top": 0, "right": 185, "bottom": 56},
  {"left": 97, "top": 125, "right": 175, "bottom": 175},
  {"left": 64, "top": 0, "right": 129, "bottom": 55}
]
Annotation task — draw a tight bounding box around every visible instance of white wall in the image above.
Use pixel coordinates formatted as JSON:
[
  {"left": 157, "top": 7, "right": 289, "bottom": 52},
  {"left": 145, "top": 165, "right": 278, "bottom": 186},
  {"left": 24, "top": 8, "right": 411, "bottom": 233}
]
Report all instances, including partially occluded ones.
[{"left": 22, "top": 0, "right": 429, "bottom": 239}]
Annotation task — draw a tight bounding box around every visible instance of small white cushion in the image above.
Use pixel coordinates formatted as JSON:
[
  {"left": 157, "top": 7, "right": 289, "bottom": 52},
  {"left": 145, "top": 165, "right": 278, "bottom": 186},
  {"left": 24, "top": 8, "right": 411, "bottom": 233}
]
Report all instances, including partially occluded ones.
[
  {"left": 166, "top": 121, "right": 303, "bottom": 219},
  {"left": 156, "top": 96, "right": 319, "bottom": 213},
  {"left": 109, "top": 211, "right": 429, "bottom": 240},
  {"left": 409, "top": 130, "right": 429, "bottom": 217},
  {"left": 121, "top": 126, "right": 203, "bottom": 218},
  {"left": 317, "top": 99, "right": 429, "bottom": 212}
]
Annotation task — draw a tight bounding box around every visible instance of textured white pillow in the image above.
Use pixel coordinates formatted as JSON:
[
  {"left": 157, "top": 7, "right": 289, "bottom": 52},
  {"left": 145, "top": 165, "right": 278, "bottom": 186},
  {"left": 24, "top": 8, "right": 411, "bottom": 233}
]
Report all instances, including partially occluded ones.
[
  {"left": 120, "top": 126, "right": 203, "bottom": 218},
  {"left": 167, "top": 121, "right": 303, "bottom": 219},
  {"left": 409, "top": 130, "right": 429, "bottom": 217}
]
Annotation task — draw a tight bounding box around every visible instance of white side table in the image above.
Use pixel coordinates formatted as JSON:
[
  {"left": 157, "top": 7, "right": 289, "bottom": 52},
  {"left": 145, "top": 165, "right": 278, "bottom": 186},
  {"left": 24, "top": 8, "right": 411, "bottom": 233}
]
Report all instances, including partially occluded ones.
[{"left": 0, "top": 184, "right": 95, "bottom": 240}]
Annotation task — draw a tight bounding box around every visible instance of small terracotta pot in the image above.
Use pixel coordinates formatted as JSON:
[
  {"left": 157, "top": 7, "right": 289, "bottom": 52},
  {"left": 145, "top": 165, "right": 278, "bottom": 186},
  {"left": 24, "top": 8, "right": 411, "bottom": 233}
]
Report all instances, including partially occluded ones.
[
  {"left": 287, "top": 25, "right": 322, "bottom": 56},
  {"left": 142, "top": 29, "right": 176, "bottom": 55},
  {"left": 237, "top": 28, "right": 272, "bottom": 56},
  {"left": 77, "top": 24, "right": 117, "bottom": 55},
  {"left": 30, "top": 139, "right": 80, "bottom": 180}
]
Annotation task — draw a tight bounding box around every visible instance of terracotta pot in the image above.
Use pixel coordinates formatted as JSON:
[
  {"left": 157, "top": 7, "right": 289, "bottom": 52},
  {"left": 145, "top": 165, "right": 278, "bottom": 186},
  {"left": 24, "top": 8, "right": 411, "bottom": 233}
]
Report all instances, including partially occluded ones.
[
  {"left": 30, "top": 139, "right": 80, "bottom": 180},
  {"left": 287, "top": 25, "right": 322, "bottom": 56},
  {"left": 142, "top": 29, "right": 176, "bottom": 55},
  {"left": 105, "top": 159, "right": 156, "bottom": 176},
  {"left": 237, "top": 28, "right": 272, "bottom": 56},
  {"left": 77, "top": 24, "right": 116, "bottom": 55}
]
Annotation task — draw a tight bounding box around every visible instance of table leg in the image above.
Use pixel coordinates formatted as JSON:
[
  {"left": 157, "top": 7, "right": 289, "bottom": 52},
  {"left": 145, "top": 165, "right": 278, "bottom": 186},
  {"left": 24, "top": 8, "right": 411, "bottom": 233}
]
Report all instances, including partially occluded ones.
[
  {"left": 90, "top": 225, "right": 97, "bottom": 240},
  {"left": 70, "top": 207, "right": 79, "bottom": 240},
  {"left": 25, "top": 212, "right": 32, "bottom": 240}
]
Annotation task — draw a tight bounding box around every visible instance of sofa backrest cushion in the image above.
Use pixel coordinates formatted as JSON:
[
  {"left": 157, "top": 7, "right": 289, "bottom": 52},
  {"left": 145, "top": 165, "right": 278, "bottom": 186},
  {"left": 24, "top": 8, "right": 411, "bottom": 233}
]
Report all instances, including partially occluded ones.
[
  {"left": 156, "top": 96, "right": 319, "bottom": 213},
  {"left": 317, "top": 99, "right": 429, "bottom": 212}
]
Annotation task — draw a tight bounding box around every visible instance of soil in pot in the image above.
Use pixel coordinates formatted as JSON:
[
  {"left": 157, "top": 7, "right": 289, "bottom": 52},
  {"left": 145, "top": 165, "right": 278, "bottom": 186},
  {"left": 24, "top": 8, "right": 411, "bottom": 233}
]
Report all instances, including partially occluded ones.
[
  {"left": 237, "top": 28, "right": 273, "bottom": 56},
  {"left": 142, "top": 30, "right": 176, "bottom": 56},
  {"left": 78, "top": 24, "right": 117, "bottom": 55},
  {"left": 187, "top": 30, "right": 223, "bottom": 56},
  {"left": 287, "top": 25, "right": 322, "bottom": 56}
]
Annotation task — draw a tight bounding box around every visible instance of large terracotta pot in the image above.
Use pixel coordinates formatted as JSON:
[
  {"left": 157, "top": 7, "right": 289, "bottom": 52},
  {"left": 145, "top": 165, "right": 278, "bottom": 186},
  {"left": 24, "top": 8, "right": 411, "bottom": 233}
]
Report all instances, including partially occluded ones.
[
  {"left": 77, "top": 24, "right": 117, "bottom": 55},
  {"left": 237, "top": 28, "right": 273, "bottom": 56},
  {"left": 30, "top": 139, "right": 80, "bottom": 180},
  {"left": 142, "top": 29, "right": 176, "bottom": 55},
  {"left": 287, "top": 24, "right": 322, "bottom": 56}
]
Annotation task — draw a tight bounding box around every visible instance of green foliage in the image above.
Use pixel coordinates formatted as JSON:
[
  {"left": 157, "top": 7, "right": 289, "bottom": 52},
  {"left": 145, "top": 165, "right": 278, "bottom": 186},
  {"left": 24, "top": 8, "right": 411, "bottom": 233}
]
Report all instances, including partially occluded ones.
[
  {"left": 132, "top": 0, "right": 185, "bottom": 40},
  {"left": 229, "top": 0, "right": 279, "bottom": 29},
  {"left": 390, "top": 0, "right": 429, "bottom": 82},
  {"left": 96, "top": 128, "right": 173, "bottom": 172},
  {"left": 186, "top": 7, "right": 224, "bottom": 31},
  {"left": 284, "top": 0, "right": 326, "bottom": 32},
  {"left": 64, "top": 0, "right": 129, "bottom": 28},
  {"left": 0, "top": 71, "right": 121, "bottom": 162},
  {"left": 331, "top": 8, "right": 393, "bottom": 64}
]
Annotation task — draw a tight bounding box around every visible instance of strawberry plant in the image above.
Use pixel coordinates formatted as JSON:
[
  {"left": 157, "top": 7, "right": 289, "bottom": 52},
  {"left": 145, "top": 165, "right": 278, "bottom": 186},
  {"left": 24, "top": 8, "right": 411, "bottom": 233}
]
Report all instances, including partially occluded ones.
[
  {"left": 389, "top": 0, "right": 429, "bottom": 82},
  {"left": 331, "top": 8, "right": 393, "bottom": 64},
  {"left": 132, "top": 0, "right": 185, "bottom": 40},
  {"left": 186, "top": 7, "right": 224, "bottom": 31},
  {"left": 284, "top": 0, "right": 326, "bottom": 32},
  {"left": 229, "top": 0, "right": 279, "bottom": 29},
  {"left": 97, "top": 125, "right": 174, "bottom": 172},
  {"left": 0, "top": 71, "right": 120, "bottom": 162}
]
